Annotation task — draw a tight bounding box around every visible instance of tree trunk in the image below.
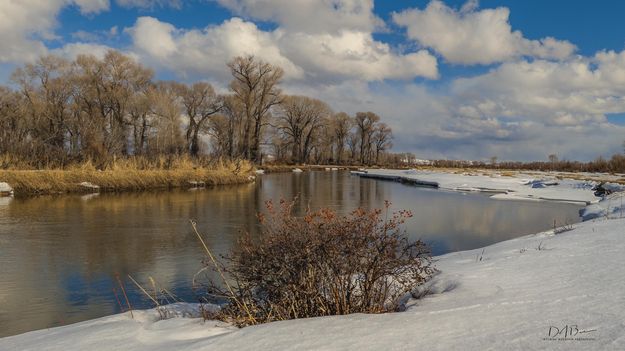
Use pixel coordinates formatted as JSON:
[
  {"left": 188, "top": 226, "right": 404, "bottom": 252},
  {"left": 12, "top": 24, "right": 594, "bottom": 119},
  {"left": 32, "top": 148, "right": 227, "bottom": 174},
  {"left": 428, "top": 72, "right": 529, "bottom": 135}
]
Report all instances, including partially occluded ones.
[{"left": 190, "top": 129, "right": 200, "bottom": 156}]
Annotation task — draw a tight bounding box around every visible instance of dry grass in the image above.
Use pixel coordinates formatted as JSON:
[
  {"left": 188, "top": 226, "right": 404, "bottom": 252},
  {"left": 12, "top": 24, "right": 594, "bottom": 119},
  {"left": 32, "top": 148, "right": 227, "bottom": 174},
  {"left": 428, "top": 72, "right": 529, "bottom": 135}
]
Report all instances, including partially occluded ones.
[{"left": 0, "top": 157, "right": 254, "bottom": 195}]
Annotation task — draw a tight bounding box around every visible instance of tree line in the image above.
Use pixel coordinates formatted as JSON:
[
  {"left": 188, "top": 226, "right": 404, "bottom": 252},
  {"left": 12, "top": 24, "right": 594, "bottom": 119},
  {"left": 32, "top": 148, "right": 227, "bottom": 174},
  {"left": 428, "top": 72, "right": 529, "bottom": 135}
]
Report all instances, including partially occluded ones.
[
  {"left": 0, "top": 51, "right": 394, "bottom": 168},
  {"left": 430, "top": 153, "right": 625, "bottom": 173}
]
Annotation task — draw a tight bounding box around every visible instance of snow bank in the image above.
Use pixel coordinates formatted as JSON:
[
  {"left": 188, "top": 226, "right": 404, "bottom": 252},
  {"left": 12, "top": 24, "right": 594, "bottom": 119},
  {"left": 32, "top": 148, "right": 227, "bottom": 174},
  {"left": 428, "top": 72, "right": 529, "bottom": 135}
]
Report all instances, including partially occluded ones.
[
  {"left": 0, "top": 182, "right": 13, "bottom": 196},
  {"left": 78, "top": 181, "right": 100, "bottom": 191},
  {"left": 357, "top": 169, "right": 601, "bottom": 204},
  {"left": 0, "top": 303, "right": 233, "bottom": 351},
  {"left": 580, "top": 193, "right": 625, "bottom": 221},
  {"left": 4, "top": 217, "right": 625, "bottom": 350}
]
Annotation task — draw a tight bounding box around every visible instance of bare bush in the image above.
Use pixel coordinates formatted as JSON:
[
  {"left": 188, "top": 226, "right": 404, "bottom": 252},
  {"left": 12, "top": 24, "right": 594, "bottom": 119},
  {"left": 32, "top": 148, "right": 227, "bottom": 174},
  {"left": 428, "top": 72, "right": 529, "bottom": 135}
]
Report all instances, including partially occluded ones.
[{"left": 195, "top": 200, "right": 432, "bottom": 326}]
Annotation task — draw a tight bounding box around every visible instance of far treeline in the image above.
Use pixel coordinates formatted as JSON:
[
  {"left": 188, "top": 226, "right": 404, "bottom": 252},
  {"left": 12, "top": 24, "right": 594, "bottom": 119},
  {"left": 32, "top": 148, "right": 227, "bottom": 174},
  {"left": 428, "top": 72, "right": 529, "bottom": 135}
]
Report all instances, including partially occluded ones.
[
  {"left": 0, "top": 50, "right": 398, "bottom": 169},
  {"left": 429, "top": 152, "right": 625, "bottom": 174}
]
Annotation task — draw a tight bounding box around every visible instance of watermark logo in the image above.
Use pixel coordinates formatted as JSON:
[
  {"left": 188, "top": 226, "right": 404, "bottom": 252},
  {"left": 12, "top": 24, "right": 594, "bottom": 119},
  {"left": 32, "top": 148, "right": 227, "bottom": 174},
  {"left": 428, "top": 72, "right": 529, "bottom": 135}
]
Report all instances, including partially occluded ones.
[{"left": 543, "top": 324, "right": 597, "bottom": 342}]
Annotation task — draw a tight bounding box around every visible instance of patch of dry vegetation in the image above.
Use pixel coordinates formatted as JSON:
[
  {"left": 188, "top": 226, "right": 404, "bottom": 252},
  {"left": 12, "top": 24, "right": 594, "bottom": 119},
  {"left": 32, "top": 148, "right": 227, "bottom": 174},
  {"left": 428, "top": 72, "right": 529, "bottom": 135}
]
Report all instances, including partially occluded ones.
[
  {"left": 0, "top": 156, "right": 254, "bottom": 195},
  {"left": 194, "top": 200, "right": 432, "bottom": 326}
]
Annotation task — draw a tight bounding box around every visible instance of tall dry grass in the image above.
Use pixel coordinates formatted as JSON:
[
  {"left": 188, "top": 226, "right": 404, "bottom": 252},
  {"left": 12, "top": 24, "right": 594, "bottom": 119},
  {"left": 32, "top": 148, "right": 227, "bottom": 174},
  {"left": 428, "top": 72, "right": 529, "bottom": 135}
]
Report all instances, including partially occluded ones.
[{"left": 0, "top": 155, "right": 254, "bottom": 195}]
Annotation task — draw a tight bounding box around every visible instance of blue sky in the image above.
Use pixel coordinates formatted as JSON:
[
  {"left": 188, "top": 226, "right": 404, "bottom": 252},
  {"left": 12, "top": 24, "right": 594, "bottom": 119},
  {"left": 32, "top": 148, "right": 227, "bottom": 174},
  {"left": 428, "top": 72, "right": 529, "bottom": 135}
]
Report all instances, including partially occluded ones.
[{"left": 2, "top": 0, "right": 625, "bottom": 161}]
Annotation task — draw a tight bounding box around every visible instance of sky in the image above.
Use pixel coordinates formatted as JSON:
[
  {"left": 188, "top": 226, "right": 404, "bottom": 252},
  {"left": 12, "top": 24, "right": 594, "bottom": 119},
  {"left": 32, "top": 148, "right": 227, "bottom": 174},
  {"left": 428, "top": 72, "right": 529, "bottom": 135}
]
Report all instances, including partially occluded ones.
[{"left": 2, "top": 0, "right": 625, "bottom": 161}]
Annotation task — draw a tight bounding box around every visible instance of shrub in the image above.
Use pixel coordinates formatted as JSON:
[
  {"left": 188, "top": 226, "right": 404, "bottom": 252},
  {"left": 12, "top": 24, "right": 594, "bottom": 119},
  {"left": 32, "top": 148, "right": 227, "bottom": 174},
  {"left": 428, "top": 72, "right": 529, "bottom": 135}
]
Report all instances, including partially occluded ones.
[{"left": 195, "top": 200, "right": 432, "bottom": 326}]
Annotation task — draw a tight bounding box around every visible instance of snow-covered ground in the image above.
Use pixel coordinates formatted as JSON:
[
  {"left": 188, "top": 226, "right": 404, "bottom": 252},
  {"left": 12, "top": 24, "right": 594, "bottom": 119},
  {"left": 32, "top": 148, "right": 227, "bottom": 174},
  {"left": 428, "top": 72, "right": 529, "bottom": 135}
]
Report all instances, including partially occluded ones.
[
  {"left": 2, "top": 171, "right": 625, "bottom": 350},
  {"left": 580, "top": 192, "right": 625, "bottom": 220},
  {"left": 355, "top": 168, "right": 613, "bottom": 204},
  {"left": 2, "top": 202, "right": 624, "bottom": 350}
]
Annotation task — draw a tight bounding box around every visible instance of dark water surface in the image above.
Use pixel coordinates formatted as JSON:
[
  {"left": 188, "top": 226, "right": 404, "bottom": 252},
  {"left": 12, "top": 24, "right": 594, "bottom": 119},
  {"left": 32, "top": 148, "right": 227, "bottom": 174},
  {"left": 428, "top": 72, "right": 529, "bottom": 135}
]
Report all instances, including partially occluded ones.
[{"left": 0, "top": 171, "right": 581, "bottom": 337}]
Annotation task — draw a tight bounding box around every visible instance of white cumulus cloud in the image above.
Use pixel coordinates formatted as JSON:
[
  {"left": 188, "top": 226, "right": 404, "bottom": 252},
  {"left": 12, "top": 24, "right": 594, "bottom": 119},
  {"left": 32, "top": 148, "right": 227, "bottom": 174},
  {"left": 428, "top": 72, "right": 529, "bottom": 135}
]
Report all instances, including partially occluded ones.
[
  {"left": 213, "top": 0, "right": 385, "bottom": 34},
  {"left": 73, "top": 0, "right": 111, "bottom": 14},
  {"left": 126, "top": 16, "right": 438, "bottom": 81},
  {"left": 451, "top": 53, "right": 625, "bottom": 126},
  {"left": 393, "top": 0, "right": 576, "bottom": 65}
]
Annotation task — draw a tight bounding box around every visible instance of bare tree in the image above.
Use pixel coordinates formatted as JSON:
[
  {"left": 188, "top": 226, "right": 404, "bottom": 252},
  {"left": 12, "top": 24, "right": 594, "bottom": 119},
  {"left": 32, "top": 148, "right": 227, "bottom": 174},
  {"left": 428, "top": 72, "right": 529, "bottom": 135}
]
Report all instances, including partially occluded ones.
[
  {"left": 175, "top": 82, "right": 222, "bottom": 156},
  {"left": 372, "top": 123, "right": 393, "bottom": 164},
  {"left": 331, "top": 112, "right": 352, "bottom": 164},
  {"left": 1, "top": 51, "right": 401, "bottom": 168},
  {"left": 228, "top": 55, "right": 283, "bottom": 163},
  {"left": 354, "top": 112, "right": 380, "bottom": 165},
  {"left": 127, "top": 90, "right": 152, "bottom": 156},
  {"left": 218, "top": 95, "right": 247, "bottom": 159},
  {"left": 347, "top": 133, "right": 359, "bottom": 163},
  {"left": 148, "top": 81, "right": 184, "bottom": 155},
  {"left": 100, "top": 51, "right": 153, "bottom": 155},
  {"left": 73, "top": 51, "right": 152, "bottom": 159},
  {"left": 0, "top": 86, "right": 27, "bottom": 157},
  {"left": 276, "top": 95, "right": 331, "bottom": 163},
  {"left": 12, "top": 55, "right": 74, "bottom": 156}
]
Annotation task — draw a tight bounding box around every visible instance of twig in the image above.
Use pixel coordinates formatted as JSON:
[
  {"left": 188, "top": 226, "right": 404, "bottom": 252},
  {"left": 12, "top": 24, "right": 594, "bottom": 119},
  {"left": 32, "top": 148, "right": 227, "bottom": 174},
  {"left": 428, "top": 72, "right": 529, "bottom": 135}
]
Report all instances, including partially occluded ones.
[
  {"left": 112, "top": 287, "right": 125, "bottom": 312},
  {"left": 476, "top": 248, "right": 485, "bottom": 262},
  {"left": 190, "top": 220, "right": 257, "bottom": 324},
  {"left": 115, "top": 273, "right": 133, "bottom": 319},
  {"left": 128, "top": 274, "right": 159, "bottom": 306}
]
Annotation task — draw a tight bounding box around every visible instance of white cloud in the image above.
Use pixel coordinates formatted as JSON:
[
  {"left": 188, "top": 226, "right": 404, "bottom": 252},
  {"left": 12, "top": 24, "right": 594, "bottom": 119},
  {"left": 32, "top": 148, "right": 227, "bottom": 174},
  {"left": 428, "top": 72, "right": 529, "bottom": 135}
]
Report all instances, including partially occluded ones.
[
  {"left": 52, "top": 42, "right": 115, "bottom": 60},
  {"left": 0, "top": 0, "right": 62, "bottom": 62},
  {"left": 276, "top": 30, "right": 437, "bottom": 81},
  {"left": 282, "top": 51, "right": 625, "bottom": 160},
  {"left": 126, "top": 16, "right": 438, "bottom": 81},
  {"left": 2, "top": 0, "right": 624, "bottom": 161},
  {"left": 0, "top": 0, "right": 114, "bottom": 63},
  {"left": 451, "top": 53, "right": 625, "bottom": 126},
  {"left": 213, "top": 0, "right": 385, "bottom": 34},
  {"left": 393, "top": 0, "right": 576, "bottom": 64},
  {"left": 73, "top": 0, "right": 110, "bottom": 14},
  {"left": 116, "top": 0, "right": 182, "bottom": 9},
  {"left": 127, "top": 16, "right": 304, "bottom": 80},
  {"left": 127, "top": 16, "right": 178, "bottom": 59}
]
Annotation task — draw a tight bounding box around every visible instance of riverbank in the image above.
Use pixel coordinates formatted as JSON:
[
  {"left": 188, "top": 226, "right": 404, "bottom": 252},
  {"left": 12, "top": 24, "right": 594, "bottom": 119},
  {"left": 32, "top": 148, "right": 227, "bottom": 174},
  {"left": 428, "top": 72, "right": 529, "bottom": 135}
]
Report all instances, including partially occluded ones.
[
  {"left": 0, "top": 162, "right": 254, "bottom": 196},
  {"left": 2, "top": 192, "right": 624, "bottom": 350},
  {"left": 260, "top": 164, "right": 364, "bottom": 173},
  {"left": 353, "top": 168, "right": 619, "bottom": 204}
]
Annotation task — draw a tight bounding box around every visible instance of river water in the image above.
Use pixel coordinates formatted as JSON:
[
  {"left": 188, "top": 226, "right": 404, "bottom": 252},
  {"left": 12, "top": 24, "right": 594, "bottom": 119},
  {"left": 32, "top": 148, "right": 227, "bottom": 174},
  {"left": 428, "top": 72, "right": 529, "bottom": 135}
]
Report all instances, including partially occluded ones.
[{"left": 0, "top": 171, "right": 582, "bottom": 337}]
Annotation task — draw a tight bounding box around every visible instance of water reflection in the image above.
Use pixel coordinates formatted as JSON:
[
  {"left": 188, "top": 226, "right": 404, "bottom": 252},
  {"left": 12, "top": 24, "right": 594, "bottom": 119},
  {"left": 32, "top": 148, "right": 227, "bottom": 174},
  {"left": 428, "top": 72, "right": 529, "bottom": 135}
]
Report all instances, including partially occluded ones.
[{"left": 0, "top": 172, "right": 581, "bottom": 337}]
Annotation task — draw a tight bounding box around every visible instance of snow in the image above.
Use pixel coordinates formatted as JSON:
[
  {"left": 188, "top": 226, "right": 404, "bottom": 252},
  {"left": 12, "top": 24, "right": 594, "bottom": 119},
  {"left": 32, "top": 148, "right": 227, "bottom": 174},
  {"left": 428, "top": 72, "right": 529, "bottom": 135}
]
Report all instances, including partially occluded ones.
[
  {"left": 0, "top": 182, "right": 13, "bottom": 195},
  {"left": 78, "top": 181, "right": 100, "bottom": 191},
  {"left": 580, "top": 192, "right": 625, "bottom": 220},
  {"left": 358, "top": 169, "right": 601, "bottom": 204},
  {"left": 0, "top": 304, "right": 234, "bottom": 351},
  {"left": 3, "top": 170, "right": 625, "bottom": 350}
]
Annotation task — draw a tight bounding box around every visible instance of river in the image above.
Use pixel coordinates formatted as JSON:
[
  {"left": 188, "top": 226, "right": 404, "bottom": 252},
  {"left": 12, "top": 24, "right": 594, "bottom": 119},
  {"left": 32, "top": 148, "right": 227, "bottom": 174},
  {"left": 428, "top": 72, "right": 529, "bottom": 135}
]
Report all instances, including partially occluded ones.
[{"left": 0, "top": 171, "right": 582, "bottom": 337}]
